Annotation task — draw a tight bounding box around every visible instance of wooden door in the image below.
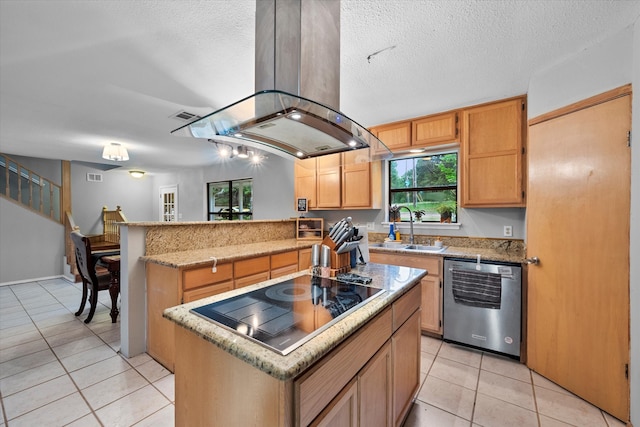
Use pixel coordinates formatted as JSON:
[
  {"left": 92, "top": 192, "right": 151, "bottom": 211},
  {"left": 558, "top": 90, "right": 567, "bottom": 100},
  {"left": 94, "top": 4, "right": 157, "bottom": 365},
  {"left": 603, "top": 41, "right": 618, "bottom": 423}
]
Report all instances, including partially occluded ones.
[{"left": 527, "top": 91, "right": 630, "bottom": 421}]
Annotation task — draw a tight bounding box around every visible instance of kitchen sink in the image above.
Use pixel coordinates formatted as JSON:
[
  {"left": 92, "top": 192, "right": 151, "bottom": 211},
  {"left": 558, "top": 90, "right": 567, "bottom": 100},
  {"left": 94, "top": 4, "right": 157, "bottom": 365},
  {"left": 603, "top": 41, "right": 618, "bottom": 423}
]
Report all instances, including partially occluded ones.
[
  {"left": 369, "top": 243, "right": 447, "bottom": 253},
  {"left": 403, "top": 245, "right": 447, "bottom": 252}
]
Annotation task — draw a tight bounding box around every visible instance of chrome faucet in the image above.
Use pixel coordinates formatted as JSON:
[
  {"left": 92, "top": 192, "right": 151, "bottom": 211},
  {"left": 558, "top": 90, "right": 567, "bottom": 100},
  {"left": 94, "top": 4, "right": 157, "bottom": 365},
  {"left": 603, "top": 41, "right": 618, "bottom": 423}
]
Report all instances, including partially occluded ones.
[{"left": 396, "top": 206, "right": 415, "bottom": 244}]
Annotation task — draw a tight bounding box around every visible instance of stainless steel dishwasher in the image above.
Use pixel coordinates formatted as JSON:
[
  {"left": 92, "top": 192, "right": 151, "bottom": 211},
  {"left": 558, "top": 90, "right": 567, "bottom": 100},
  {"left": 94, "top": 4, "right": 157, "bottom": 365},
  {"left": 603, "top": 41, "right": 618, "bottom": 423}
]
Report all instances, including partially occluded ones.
[{"left": 443, "top": 258, "right": 522, "bottom": 358}]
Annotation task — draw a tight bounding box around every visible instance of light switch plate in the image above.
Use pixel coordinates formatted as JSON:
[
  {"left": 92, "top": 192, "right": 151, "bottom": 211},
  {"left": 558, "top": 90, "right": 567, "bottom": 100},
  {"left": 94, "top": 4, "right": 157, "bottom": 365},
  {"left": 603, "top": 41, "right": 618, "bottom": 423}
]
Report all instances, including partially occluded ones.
[{"left": 503, "top": 225, "right": 513, "bottom": 237}]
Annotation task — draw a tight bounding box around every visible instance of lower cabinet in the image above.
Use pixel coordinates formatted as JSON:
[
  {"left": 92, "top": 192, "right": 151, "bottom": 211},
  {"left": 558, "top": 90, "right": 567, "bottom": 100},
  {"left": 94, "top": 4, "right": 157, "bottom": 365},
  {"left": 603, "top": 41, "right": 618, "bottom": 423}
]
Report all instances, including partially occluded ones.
[
  {"left": 392, "top": 310, "right": 421, "bottom": 426},
  {"left": 370, "top": 252, "right": 443, "bottom": 335},
  {"left": 311, "top": 378, "right": 359, "bottom": 427}
]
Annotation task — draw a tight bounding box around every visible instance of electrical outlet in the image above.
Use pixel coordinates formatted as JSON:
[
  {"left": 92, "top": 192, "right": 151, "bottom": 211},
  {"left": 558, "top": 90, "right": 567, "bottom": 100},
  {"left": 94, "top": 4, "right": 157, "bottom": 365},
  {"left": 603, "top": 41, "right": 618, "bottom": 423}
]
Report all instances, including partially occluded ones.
[
  {"left": 503, "top": 225, "right": 513, "bottom": 237},
  {"left": 366, "top": 222, "right": 375, "bottom": 230}
]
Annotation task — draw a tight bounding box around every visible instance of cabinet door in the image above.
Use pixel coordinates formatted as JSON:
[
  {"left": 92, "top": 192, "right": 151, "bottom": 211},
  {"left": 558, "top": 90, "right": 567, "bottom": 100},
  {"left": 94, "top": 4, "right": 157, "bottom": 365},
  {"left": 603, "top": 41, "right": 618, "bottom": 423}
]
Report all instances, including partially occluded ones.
[
  {"left": 299, "top": 248, "right": 312, "bottom": 271},
  {"left": 359, "top": 341, "right": 392, "bottom": 427},
  {"left": 342, "top": 150, "right": 371, "bottom": 208},
  {"left": 372, "top": 121, "right": 412, "bottom": 151},
  {"left": 183, "top": 280, "right": 234, "bottom": 303},
  {"left": 412, "top": 111, "right": 458, "bottom": 147},
  {"left": 295, "top": 158, "right": 317, "bottom": 209},
  {"left": 421, "top": 277, "right": 441, "bottom": 334},
  {"left": 310, "top": 379, "right": 358, "bottom": 427},
  {"left": 462, "top": 98, "right": 526, "bottom": 207},
  {"left": 316, "top": 153, "right": 341, "bottom": 208},
  {"left": 392, "top": 310, "right": 421, "bottom": 427}
]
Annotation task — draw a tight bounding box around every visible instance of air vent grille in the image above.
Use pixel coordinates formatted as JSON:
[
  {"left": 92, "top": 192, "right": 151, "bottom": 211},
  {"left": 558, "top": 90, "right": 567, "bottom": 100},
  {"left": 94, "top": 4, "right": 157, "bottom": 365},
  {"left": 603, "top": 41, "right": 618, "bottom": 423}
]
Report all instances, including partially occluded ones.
[
  {"left": 87, "top": 173, "right": 103, "bottom": 182},
  {"left": 170, "top": 111, "right": 201, "bottom": 122}
]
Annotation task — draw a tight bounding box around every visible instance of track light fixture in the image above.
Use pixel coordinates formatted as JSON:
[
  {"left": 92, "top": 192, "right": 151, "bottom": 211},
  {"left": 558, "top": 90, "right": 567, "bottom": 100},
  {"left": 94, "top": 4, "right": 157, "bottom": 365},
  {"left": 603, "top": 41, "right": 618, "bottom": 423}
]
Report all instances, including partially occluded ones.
[{"left": 209, "top": 140, "right": 267, "bottom": 164}]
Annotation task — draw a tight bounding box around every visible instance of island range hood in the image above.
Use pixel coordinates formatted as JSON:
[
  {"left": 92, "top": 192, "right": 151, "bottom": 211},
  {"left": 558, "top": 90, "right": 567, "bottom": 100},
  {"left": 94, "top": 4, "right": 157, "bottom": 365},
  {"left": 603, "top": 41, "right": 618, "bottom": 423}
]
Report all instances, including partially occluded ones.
[{"left": 172, "top": 0, "right": 392, "bottom": 161}]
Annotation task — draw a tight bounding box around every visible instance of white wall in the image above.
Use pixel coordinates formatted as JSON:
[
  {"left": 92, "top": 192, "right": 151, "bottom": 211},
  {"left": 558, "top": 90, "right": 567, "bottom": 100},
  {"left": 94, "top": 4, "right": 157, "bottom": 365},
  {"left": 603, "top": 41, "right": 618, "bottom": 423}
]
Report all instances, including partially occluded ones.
[
  {"left": 71, "top": 163, "right": 155, "bottom": 233},
  {"left": 528, "top": 22, "right": 638, "bottom": 424},
  {"left": 152, "top": 155, "right": 297, "bottom": 221}
]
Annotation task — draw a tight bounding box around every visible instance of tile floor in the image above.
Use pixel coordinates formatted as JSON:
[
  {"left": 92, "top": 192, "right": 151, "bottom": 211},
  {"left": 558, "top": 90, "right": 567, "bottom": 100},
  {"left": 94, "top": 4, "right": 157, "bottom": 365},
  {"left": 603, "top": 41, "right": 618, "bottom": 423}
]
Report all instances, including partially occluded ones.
[{"left": 0, "top": 278, "right": 627, "bottom": 427}]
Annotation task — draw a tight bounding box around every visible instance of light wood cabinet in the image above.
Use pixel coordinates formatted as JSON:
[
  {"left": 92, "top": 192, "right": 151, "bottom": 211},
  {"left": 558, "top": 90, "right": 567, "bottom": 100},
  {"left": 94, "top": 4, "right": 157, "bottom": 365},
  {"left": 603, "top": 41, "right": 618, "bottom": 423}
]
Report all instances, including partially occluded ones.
[
  {"left": 369, "top": 252, "right": 443, "bottom": 335},
  {"left": 371, "top": 121, "right": 412, "bottom": 151},
  {"left": 299, "top": 248, "right": 312, "bottom": 271},
  {"left": 270, "top": 251, "right": 299, "bottom": 279},
  {"left": 316, "top": 153, "right": 342, "bottom": 209},
  {"left": 311, "top": 378, "right": 359, "bottom": 427},
  {"left": 297, "top": 218, "right": 324, "bottom": 240},
  {"left": 294, "top": 150, "right": 381, "bottom": 210},
  {"left": 234, "top": 256, "right": 270, "bottom": 288},
  {"left": 392, "top": 310, "right": 421, "bottom": 426},
  {"left": 359, "top": 341, "right": 392, "bottom": 427},
  {"left": 295, "top": 158, "right": 317, "bottom": 209},
  {"left": 412, "top": 111, "right": 458, "bottom": 148},
  {"left": 461, "top": 97, "right": 526, "bottom": 207}
]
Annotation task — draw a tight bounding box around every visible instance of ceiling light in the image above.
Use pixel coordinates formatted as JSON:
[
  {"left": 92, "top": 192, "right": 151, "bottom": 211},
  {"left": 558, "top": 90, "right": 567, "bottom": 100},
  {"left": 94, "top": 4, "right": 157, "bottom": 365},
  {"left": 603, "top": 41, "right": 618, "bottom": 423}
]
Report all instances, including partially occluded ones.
[
  {"left": 348, "top": 140, "right": 357, "bottom": 147},
  {"left": 236, "top": 146, "right": 249, "bottom": 158},
  {"left": 290, "top": 113, "right": 302, "bottom": 120},
  {"left": 409, "top": 148, "right": 426, "bottom": 153},
  {"left": 296, "top": 151, "right": 304, "bottom": 157},
  {"left": 251, "top": 153, "right": 261, "bottom": 164},
  {"left": 102, "top": 143, "right": 129, "bottom": 161},
  {"left": 129, "top": 170, "right": 145, "bottom": 178}
]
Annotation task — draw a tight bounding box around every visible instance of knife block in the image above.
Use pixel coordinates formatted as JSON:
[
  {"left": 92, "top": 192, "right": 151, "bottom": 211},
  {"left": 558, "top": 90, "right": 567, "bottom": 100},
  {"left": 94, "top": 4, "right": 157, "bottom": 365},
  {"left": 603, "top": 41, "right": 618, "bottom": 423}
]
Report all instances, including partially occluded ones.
[{"left": 321, "top": 236, "right": 351, "bottom": 276}]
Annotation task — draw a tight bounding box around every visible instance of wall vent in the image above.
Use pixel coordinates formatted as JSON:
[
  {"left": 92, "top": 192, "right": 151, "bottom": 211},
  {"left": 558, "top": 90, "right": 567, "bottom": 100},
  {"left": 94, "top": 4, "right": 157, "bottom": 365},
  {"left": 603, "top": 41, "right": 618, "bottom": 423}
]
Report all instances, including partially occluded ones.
[
  {"left": 87, "top": 173, "right": 103, "bottom": 182},
  {"left": 170, "top": 111, "right": 201, "bottom": 122}
]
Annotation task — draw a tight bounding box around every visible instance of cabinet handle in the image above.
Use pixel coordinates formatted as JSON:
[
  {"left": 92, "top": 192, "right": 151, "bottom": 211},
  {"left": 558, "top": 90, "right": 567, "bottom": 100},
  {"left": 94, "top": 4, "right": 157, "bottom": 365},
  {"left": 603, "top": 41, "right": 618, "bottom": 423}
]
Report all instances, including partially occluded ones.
[{"left": 524, "top": 256, "right": 539, "bottom": 265}]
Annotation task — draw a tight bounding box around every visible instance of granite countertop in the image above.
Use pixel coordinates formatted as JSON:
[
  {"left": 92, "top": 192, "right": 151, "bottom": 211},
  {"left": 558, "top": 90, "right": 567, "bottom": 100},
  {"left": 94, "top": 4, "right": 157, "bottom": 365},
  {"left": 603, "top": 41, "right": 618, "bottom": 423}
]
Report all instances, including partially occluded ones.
[
  {"left": 369, "top": 244, "right": 524, "bottom": 264},
  {"left": 140, "top": 238, "right": 320, "bottom": 268},
  {"left": 163, "top": 262, "right": 427, "bottom": 381}
]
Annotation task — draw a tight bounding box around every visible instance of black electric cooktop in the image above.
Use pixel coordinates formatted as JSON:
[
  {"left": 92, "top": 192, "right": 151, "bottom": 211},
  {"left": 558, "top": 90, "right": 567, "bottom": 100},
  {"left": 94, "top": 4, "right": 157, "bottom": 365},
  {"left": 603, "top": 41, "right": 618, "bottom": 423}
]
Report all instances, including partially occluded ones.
[{"left": 190, "top": 275, "right": 384, "bottom": 355}]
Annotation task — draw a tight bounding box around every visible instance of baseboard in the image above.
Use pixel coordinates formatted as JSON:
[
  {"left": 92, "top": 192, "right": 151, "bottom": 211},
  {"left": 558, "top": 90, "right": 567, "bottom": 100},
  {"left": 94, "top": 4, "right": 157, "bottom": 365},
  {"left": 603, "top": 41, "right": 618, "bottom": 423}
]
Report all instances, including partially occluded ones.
[{"left": 0, "top": 275, "right": 73, "bottom": 287}]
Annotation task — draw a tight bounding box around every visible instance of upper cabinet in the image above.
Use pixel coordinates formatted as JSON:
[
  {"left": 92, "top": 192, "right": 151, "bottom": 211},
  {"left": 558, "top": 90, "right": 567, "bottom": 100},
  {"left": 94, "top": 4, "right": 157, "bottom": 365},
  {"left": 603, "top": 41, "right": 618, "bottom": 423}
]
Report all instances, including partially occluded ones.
[
  {"left": 294, "top": 150, "right": 382, "bottom": 210},
  {"left": 371, "top": 121, "right": 412, "bottom": 151},
  {"left": 412, "top": 111, "right": 458, "bottom": 148},
  {"left": 461, "top": 97, "right": 526, "bottom": 207}
]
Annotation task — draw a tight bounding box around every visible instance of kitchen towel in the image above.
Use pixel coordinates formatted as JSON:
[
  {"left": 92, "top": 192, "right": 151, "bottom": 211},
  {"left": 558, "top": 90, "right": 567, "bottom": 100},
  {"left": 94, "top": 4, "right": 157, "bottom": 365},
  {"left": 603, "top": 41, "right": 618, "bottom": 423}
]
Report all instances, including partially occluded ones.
[{"left": 451, "top": 269, "right": 502, "bottom": 309}]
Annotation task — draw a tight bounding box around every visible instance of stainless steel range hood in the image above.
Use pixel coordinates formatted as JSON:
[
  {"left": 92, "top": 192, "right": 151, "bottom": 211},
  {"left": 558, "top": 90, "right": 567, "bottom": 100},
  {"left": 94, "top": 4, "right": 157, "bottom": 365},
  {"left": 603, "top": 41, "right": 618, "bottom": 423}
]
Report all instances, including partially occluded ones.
[{"left": 172, "top": 0, "right": 391, "bottom": 161}]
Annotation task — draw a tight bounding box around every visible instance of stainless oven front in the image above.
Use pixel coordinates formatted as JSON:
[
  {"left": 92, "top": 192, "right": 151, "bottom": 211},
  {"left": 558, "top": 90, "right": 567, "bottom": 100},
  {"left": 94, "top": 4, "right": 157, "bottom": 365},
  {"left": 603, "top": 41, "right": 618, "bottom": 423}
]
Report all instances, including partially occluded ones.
[{"left": 443, "top": 258, "right": 522, "bottom": 358}]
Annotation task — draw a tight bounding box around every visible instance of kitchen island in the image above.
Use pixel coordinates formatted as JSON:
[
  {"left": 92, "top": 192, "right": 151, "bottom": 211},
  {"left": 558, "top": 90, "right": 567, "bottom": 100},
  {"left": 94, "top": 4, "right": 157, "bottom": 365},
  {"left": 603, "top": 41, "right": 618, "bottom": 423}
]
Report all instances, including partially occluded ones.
[{"left": 164, "top": 262, "right": 427, "bottom": 426}]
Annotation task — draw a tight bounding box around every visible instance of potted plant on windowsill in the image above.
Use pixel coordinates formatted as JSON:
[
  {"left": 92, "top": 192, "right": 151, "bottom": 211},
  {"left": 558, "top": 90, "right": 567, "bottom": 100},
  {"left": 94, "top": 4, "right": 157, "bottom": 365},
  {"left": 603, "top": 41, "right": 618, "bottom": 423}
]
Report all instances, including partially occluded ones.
[
  {"left": 436, "top": 202, "right": 456, "bottom": 223},
  {"left": 413, "top": 210, "right": 426, "bottom": 222}
]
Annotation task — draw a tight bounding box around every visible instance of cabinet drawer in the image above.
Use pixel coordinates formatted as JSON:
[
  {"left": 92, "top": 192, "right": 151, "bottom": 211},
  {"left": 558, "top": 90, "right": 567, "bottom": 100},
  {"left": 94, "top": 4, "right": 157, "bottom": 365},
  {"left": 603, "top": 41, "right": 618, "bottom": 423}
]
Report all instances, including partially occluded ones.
[
  {"left": 369, "top": 253, "right": 441, "bottom": 276},
  {"left": 183, "top": 263, "right": 233, "bottom": 291},
  {"left": 271, "top": 265, "right": 299, "bottom": 279},
  {"left": 183, "top": 280, "right": 234, "bottom": 303},
  {"left": 270, "top": 250, "right": 298, "bottom": 270},
  {"left": 234, "top": 271, "right": 270, "bottom": 289},
  {"left": 296, "top": 308, "right": 392, "bottom": 426},
  {"left": 393, "top": 284, "right": 421, "bottom": 332},
  {"left": 234, "top": 256, "right": 269, "bottom": 279}
]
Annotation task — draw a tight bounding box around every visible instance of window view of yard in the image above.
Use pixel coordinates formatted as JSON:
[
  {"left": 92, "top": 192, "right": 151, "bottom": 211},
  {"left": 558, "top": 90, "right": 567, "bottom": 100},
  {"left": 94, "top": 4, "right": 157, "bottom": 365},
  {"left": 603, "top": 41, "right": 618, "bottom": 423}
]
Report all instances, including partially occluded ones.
[
  {"left": 207, "top": 178, "right": 253, "bottom": 221},
  {"left": 389, "top": 152, "right": 457, "bottom": 223}
]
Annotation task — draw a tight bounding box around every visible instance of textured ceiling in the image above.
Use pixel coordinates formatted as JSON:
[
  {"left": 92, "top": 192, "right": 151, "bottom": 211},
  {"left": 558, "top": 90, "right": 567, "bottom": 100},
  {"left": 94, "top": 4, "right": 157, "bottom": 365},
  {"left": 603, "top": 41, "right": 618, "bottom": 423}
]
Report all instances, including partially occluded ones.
[{"left": 1, "top": 0, "right": 638, "bottom": 173}]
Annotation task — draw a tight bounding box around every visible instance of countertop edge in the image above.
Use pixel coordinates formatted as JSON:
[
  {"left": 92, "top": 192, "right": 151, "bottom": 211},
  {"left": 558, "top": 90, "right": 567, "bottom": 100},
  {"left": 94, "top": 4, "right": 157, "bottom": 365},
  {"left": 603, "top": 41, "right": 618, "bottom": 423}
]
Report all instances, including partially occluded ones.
[{"left": 369, "top": 245, "right": 524, "bottom": 264}]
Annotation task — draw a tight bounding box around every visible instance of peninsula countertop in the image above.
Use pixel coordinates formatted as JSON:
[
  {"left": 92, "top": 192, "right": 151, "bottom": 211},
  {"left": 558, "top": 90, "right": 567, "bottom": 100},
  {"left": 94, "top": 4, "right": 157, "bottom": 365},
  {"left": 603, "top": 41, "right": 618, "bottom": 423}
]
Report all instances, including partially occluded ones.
[{"left": 163, "top": 262, "right": 427, "bottom": 381}]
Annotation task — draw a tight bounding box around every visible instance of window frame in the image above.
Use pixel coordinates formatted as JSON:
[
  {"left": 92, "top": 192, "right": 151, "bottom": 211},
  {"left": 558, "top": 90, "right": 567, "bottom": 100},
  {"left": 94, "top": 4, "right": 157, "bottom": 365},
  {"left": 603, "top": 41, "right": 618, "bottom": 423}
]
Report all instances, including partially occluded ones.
[
  {"left": 385, "top": 149, "right": 460, "bottom": 226},
  {"left": 207, "top": 178, "right": 254, "bottom": 221}
]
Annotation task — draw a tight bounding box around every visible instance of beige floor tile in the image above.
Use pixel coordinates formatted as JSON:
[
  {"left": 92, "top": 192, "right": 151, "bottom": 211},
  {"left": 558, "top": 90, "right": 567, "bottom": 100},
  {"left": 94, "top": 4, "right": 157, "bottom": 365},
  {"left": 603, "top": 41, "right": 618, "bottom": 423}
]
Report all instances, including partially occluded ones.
[
  {"left": 0, "top": 322, "right": 38, "bottom": 338},
  {"left": 37, "top": 319, "right": 83, "bottom": 338},
  {"left": 420, "top": 351, "right": 436, "bottom": 374},
  {"left": 60, "top": 343, "right": 117, "bottom": 372},
  {"left": 0, "top": 338, "right": 49, "bottom": 363},
  {"left": 481, "top": 353, "right": 531, "bottom": 383},
  {"left": 8, "top": 392, "right": 91, "bottom": 427},
  {"left": 0, "top": 315, "right": 33, "bottom": 330},
  {"left": 65, "top": 413, "right": 103, "bottom": 427},
  {"left": 125, "top": 352, "right": 154, "bottom": 367},
  {"left": 403, "top": 400, "right": 470, "bottom": 427},
  {"left": 429, "top": 357, "right": 480, "bottom": 390},
  {"left": 0, "top": 348, "right": 56, "bottom": 380},
  {"left": 416, "top": 376, "right": 476, "bottom": 420},
  {"left": 133, "top": 404, "right": 175, "bottom": 427},
  {"left": 477, "top": 370, "right": 535, "bottom": 411},
  {"left": 420, "top": 335, "right": 442, "bottom": 355},
  {"left": 539, "top": 414, "right": 576, "bottom": 426},
  {"left": 438, "top": 342, "right": 482, "bottom": 368},
  {"left": 531, "top": 371, "right": 572, "bottom": 396},
  {"left": 472, "top": 393, "right": 538, "bottom": 427},
  {"left": 53, "top": 335, "right": 104, "bottom": 359},
  {"left": 153, "top": 374, "right": 175, "bottom": 402},
  {"left": 0, "top": 329, "right": 43, "bottom": 351},
  {"left": 98, "top": 327, "right": 120, "bottom": 343},
  {"left": 0, "top": 359, "right": 66, "bottom": 396},
  {"left": 45, "top": 326, "right": 94, "bottom": 348},
  {"left": 603, "top": 411, "right": 626, "bottom": 426},
  {"left": 535, "top": 386, "right": 607, "bottom": 427},
  {"left": 95, "top": 384, "right": 171, "bottom": 426},
  {"left": 70, "top": 354, "right": 132, "bottom": 389},
  {"left": 82, "top": 369, "right": 148, "bottom": 410},
  {"left": 2, "top": 375, "right": 77, "bottom": 420},
  {"left": 25, "top": 302, "right": 66, "bottom": 316}
]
